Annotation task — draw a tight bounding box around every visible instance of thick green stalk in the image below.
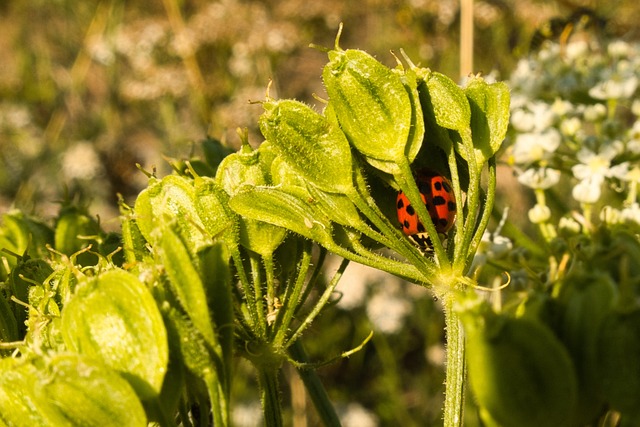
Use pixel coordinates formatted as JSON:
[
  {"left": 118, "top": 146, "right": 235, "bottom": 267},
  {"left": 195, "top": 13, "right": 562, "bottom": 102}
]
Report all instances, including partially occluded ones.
[
  {"left": 443, "top": 295, "right": 466, "bottom": 427},
  {"left": 258, "top": 366, "right": 284, "bottom": 427}
]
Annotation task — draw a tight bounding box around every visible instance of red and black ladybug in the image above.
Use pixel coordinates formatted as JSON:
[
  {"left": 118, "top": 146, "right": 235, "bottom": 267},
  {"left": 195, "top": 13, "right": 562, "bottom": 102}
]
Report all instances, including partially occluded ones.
[{"left": 396, "top": 171, "right": 456, "bottom": 247}]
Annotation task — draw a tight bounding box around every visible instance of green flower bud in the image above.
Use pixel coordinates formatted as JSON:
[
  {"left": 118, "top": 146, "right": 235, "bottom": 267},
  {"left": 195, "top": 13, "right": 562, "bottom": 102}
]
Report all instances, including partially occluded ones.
[
  {"left": 54, "top": 205, "right": 101, "bottom": 266},
  {"left": 458, "top": 299, "right": 577, "bottom": 427}
]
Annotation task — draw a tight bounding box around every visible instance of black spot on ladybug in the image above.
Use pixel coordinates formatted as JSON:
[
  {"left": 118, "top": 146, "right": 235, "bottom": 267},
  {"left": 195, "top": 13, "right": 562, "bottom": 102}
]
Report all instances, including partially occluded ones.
[
  {"left": 397, "top": 198, "right": 404, "bottom": 209},
  {"left": 403, "top": 220, "right": 410, "bottom": 229},
  {"left": 448, "top": 201, "right": 456, "bottom": 211},
  {"left": 433, "top": 181, "right": 443, "bottom": 191},
  {"left": 432, "top": 196, "right": 446, "bottom": 206},
  {"left": 438, "top": 218, "right": 448, "bottom": 227},
  {"left": 406, "top": 204, "right": 415, "bottom": 216}
]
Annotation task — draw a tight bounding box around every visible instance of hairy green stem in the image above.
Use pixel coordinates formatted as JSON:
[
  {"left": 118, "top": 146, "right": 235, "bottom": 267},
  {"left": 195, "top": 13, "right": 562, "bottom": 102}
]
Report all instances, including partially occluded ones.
[
  {"left": 288, "top": 341, "right": 342, "bottom": 427},
  {"left": 443, "top": 295, "right": 466, "bottom": 427},
  {"left": 258, "top": 367, "right": 283, "bottom": 427}
]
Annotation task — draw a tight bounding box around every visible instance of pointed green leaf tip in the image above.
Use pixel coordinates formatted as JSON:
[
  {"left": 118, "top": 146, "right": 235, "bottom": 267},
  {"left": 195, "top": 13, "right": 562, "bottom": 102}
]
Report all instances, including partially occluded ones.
[{"left": 259, "top": 99, "right": 354, "bottom": 194}]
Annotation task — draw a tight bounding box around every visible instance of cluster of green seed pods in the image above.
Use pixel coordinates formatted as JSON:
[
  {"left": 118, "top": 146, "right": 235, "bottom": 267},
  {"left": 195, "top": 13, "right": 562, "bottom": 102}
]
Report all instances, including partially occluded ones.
[{"left": 0, "top": 27, "right": 515, "bottom": 426}]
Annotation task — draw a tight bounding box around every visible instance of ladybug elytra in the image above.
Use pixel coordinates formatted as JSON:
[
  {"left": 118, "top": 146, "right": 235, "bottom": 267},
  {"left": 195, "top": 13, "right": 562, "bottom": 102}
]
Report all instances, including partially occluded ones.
[{"left": 396, "top": 172, "right": 456, "bottom": 247}]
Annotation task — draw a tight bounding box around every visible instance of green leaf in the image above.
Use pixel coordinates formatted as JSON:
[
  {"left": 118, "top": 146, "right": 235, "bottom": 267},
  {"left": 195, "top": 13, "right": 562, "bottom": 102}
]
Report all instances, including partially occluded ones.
[
  {"left": 61, "top": 269, "right": 168, "bottom": 400},
  {"left": 158, "top": 223, "right": 218, "bottom": 350}
]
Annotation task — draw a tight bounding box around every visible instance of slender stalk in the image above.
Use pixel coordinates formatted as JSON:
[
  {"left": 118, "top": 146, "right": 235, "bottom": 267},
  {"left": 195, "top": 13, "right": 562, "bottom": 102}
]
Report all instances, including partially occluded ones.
[
  {"left": 443, "top": 295, "right": 466, "bottom": 427},
  {"left": 288, "top": 341, "right": 342, "bottom": 427}
]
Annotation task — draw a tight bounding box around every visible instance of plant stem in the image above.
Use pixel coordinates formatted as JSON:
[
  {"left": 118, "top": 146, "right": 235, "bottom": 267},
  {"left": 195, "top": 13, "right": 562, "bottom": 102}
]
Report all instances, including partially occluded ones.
[
  {"left": 288, "top": 341, "right": 342, "bottom": 427},
  {"left": 258, "top": 366, "right": 284, "bottom": 427},
  {"left": 443, "top": 295, "right": 466, "bottom": 427}
]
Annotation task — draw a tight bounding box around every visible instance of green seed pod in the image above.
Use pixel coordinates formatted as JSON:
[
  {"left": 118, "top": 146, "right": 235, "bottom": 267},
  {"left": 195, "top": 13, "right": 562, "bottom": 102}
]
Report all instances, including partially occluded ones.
[
  {"left": 133, "top": 174, "right": 210, "bottom": 254},
  {"left": 259, "top": 98, "right": 355, "bottom": 194},
  {"left": 120, "top": 204, "right": 150, "bottom": 266},
  {"left": 0, "top": 355, "right": 147, "bottom": 427},
  {"left": 459, "top": 300, "right": 577, "bottom": 427},
  {"left": 0, "top": 210, "right": 53, "bottom": 263},
  {"left": 597, "top": 308, "right": 640, "bottom": 419},
  {"left": 193, "top": 175, "right": 238, "bottom": 242},
  {"left": 556, "top": 271, "right": 616, "bottom": 424},
  {"left": 322, "top": 46, "right": 423, "bottom": 172},
  {"left": 229, "top": 186, "right": 334, "bottom": 246},
  {"left": 0, "top": 357, "right": 66, "bottom": 426},
  {"left": 36, "top": 353, "right": 147, "bottom": 427},
  {"left": 464, "top": 77, "right": 510, "bottom": 165},
  {"left": 61, "top": 269, "right": 168, "bottom": 400},
  {"left": 215, "top": 142, "right": 286, "bottom": 256}
]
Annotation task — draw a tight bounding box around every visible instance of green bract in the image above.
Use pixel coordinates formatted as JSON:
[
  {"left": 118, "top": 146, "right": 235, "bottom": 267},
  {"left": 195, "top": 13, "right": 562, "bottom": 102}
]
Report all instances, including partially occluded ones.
[{"left": 61, "top": 269, "right": 168, "bottom": 399}]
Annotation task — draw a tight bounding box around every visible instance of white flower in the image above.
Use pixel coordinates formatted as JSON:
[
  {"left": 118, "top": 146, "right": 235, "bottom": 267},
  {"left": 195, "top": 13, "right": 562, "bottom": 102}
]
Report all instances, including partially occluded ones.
[
  {"left": 517, "top": 167, "right": 561, "bottom": 190},
  {"left": 583, "top": 103, "right": 607, "bottom": 122},
  {"left": 62, "top": 142, "right": 103, "bottom": 180},
  {"left": 528, "top": 204, "right": 551, "bottom": 223},
  {"left": 608, "top": 40, "right": 632, "bottom": 58},
  {"left": 559, "top": 216, "right": 582, "bottom": 234},
  {"left": 511, "top": 129, "right": 561, "bottom": 165},
  {"left": 340, "top": 403, "right": 378, "bottom": 427},
  {"left": 560, "top": 117, "right": 582, "bottom": 137},
  {"left": 621, "top": 203, "right": 640, "bottom": 225},
  {"left": 565, "top": 40, "right": 589, "bottom": 60},
  {"left": 572, "top": 176, "right": 603, "bottom": 204},
  {"left": 601, "top": 206, "right": 622, "bottom": 225},
  {"left": 589, "top": 74, "right": 639, "bottom": 100},
  {"left": 571, "top": 146, "right": 620, "bottom": 181}
]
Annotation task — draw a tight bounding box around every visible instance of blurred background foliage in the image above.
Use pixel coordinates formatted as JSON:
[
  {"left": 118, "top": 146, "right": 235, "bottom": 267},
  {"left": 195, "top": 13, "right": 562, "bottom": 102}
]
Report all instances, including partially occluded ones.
[{"left": 2, "top": 0, "right": 640, "bottom": 425}]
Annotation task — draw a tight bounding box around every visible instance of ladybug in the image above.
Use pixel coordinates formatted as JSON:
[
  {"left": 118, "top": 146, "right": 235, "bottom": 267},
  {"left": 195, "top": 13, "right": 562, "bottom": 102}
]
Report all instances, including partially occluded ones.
[{"left": 396, "top": 172, "right": 456, "bottom": 248}]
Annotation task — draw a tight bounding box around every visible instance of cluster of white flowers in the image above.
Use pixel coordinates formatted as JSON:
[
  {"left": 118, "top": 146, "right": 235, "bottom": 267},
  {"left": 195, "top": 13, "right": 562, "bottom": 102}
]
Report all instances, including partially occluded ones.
[{"left": 507, "top": 38, "right": 640, "bottom": 231}]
